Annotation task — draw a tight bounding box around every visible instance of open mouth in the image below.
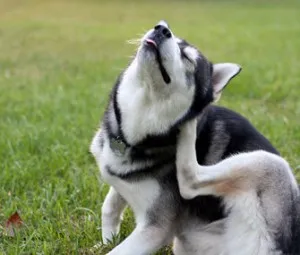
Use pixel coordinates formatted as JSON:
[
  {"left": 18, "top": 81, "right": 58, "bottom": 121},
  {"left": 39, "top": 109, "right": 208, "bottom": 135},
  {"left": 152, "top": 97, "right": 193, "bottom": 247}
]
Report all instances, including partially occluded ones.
[{"left": 145, "top": 39, "right": 171, "bottom": 84}]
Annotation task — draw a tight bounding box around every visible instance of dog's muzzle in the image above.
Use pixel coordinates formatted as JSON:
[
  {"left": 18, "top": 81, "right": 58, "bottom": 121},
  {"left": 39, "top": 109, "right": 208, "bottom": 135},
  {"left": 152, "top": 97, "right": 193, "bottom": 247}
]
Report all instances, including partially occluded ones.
[
  {"left": 144, "top": 21, "right": 172, "bottom": 84},
  {"left": 146, "top": 23, "right": 172, "bottom": 48}
]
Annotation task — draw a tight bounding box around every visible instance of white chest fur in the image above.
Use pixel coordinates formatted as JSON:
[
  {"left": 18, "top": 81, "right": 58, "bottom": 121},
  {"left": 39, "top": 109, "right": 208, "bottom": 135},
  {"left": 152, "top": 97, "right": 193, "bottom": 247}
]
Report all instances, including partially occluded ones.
[
  {"left": 105, "top": 173, "right": 160, "bottom": 223},
  {"left": 224, "top": 193, "right": 276, "bottom": 255},
  {"left": 90, "top": 130, "right": 160, "bottom": 223}
]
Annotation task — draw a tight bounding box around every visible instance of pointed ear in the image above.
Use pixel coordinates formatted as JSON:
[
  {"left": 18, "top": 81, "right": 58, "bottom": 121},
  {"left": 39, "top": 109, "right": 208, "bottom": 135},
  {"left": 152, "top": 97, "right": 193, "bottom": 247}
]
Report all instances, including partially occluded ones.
[{"left": 212, "top": 63, "right": 241, "bottom": 101}]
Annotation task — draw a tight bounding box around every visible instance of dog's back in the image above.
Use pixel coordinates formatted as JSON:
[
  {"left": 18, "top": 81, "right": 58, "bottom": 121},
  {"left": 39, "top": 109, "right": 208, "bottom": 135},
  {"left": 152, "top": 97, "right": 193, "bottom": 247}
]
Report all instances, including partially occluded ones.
[{"left": 196, "top": 106, "right": 279, "bottom": 164}]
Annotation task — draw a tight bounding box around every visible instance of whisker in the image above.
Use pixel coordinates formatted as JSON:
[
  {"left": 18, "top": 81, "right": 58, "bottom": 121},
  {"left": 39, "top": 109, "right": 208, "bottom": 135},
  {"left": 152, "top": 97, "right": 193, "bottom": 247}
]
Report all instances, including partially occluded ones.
[
  {"left": 127, "top": 54, "right": 136, "bottom": 60},
  {"left": 126, "top": 38, "right": 142, "bottom": 45}
]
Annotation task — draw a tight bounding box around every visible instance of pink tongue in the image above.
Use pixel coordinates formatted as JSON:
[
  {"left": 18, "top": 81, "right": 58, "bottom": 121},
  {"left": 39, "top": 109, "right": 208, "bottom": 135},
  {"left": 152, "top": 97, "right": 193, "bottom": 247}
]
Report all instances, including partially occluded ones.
[{"left": 145, "top": 39, "right": 157, "bottom": 48}]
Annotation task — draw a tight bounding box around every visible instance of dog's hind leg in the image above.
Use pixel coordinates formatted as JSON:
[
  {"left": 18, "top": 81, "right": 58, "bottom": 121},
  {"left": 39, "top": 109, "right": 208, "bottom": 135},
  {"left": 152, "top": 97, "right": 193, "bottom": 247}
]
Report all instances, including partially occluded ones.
[
  {"left": 175, "top": 118, "right": 232, "bottom": 199},
  {"left": 175, "top": 119, "right": 294, "bottom": 199},
  {"left": 101, "top": 187, "right": 127, "bottom": 244},
  {"left": 173, "top": 219, "right": 223, "bottom": 255}
]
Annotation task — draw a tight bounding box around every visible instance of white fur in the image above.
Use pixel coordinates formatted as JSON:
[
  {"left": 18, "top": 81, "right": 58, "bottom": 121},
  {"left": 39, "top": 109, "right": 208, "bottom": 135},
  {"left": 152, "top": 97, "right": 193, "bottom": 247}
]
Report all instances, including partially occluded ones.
[
  {"left": 175, "top": 37, "right": 183, "bottom": 44},
  {"left": 118, "top": 59, "right": 194, "bottom": 144},
  {"left": 173, "top": 220, "right": 224, "bottom": 255},
  {"left": 157, "top": 20, "right": 169, "bottom": 28},
  {"left": 183, "top": 46, "right": 200, "bottom": 64},
  {"left": 101, "top": 187, "right": 127, "bottom": 243},
  {"left": 106, "top": 223, "right": 169, "bottom": 255},
  {"left": 212, "top": 63, "right": 241, "bottom": 100}
]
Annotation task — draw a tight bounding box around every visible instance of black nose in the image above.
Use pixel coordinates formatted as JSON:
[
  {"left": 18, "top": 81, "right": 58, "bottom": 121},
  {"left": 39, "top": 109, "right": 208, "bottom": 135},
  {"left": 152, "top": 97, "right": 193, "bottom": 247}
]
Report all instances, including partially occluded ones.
[{"left": 154, "top": 24, "right": 172, "bottom": 38}]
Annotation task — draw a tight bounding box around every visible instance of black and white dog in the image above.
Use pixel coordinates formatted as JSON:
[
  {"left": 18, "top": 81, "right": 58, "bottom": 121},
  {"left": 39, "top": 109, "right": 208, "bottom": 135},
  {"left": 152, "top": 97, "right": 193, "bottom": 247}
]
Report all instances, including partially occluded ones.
[
  {"left": 90, "top": 21, "right": 282, "bottom": 254},
  {"left": 176, "top": 119, "right": 300, "bottom": 255}
]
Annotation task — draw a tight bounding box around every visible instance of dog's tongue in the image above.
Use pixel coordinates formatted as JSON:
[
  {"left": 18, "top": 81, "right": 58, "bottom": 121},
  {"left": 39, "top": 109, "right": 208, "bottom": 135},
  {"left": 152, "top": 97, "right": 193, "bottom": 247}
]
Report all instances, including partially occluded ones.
[
  {"left": 145, "top": 39, "right": 171, "bottom": 84},
  {"left": 145, "top": 39, "right": 157, "bottom": 48}
]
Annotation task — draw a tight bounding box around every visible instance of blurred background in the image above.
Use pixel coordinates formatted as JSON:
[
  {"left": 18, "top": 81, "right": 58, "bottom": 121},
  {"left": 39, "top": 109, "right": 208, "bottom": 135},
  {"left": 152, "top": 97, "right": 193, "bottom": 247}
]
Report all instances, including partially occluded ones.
[{"left": 0, "top": 0, "right": 299, "bottom": 254}]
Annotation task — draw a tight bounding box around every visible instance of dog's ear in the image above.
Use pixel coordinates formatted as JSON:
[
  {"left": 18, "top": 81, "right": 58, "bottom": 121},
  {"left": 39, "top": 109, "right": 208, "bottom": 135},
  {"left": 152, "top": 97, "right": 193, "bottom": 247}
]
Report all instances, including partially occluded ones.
[{"left": 212, "top": 63, "right": 241, "bottom": 101}]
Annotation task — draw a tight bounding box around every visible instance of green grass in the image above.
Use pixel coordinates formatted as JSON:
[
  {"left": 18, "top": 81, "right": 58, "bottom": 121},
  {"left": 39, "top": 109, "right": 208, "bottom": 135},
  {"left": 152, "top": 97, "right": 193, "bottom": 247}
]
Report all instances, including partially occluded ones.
[{"left": 0, "top": 0, "right": 299, "bottom": 254}]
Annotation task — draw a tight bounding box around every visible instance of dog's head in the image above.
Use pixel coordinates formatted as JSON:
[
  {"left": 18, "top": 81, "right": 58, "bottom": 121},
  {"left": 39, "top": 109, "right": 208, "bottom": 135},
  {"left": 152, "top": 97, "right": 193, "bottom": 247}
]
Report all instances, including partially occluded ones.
[{"left": 130, "top": 21, "right": 241, "bottom": 121}]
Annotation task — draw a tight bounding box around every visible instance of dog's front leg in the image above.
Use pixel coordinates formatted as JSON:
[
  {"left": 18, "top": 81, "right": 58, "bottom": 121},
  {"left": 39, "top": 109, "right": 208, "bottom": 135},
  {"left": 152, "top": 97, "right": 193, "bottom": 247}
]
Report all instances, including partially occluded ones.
[
  {"left": 107, "top": 224, "right": 169, "bottom": 255},
  {"left": 102, "top": 187, "right": 127, "bottom": 244}
]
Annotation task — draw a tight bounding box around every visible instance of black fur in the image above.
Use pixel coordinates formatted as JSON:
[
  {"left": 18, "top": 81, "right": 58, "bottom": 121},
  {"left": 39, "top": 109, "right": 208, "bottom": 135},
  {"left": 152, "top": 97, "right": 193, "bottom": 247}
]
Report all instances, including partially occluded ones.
[
  {"left": 275, "top": 188, "right": 300, "bottom": 254},
  {"left": 196, "top": 106, "right": 279, "bottom": 164}
]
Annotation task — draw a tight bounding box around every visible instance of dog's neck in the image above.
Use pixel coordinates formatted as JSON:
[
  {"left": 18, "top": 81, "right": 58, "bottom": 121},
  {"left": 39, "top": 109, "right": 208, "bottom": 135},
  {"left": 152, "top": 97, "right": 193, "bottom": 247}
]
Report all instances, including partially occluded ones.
[
  {"left": 108, "top": 86, "right": 180, "bottom": 154},
  {"left": 116, "top": 61, "right": 194, "bottom": 145},
  {"left": 127, "top": 59, "right": 172, "bottom": 98}
]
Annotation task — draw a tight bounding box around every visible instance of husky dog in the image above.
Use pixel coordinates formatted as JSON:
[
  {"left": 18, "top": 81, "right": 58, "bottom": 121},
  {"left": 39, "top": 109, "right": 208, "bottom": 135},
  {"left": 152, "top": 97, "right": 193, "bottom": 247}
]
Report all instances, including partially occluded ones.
[
  {"left": 90, "top": 21, "right": 279, "bottom": 255},
  {"left": 176, "top": 118, "right": 300, "bottom": 255}
]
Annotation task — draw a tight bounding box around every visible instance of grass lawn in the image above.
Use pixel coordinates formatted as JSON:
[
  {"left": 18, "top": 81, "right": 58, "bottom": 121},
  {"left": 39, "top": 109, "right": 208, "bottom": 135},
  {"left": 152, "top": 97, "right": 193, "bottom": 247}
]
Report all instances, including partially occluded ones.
[{"left": 0, "top": 0, "right": 299, "bottom": 254}]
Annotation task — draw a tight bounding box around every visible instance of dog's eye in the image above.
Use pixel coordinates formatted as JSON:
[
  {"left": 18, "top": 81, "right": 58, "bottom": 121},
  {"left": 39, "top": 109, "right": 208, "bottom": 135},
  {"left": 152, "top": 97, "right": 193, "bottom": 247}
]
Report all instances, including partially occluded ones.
[
  {"left": 181, "top": 51, "right": 193, "bottom": 64},
  {"left": 182, "top": 47, "right": 199, "bottom": 65}
]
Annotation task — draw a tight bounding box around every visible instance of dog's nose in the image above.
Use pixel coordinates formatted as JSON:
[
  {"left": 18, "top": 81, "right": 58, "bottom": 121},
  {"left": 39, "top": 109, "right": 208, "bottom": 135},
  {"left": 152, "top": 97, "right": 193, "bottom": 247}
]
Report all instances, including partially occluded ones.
[
  {"left": 145, "top": 21, "right": 172, "bottom": 48},
  {"left": 154, "top": 23, "right": 171, "bottom": 38}
]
